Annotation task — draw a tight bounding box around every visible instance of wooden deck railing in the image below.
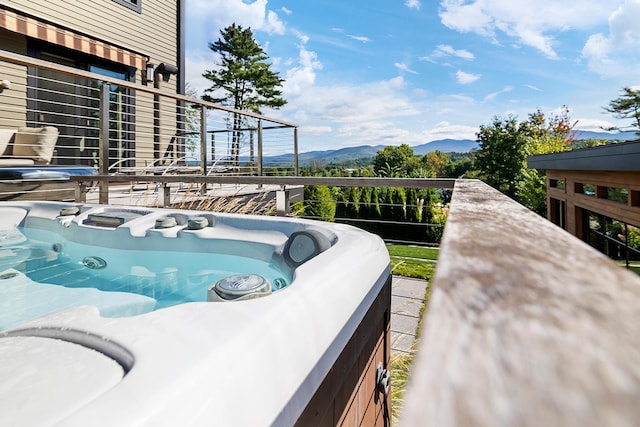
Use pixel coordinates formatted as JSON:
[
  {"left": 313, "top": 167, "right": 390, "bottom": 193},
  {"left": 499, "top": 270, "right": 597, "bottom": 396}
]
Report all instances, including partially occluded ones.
[
  {"left": 400, "top": 179, "right": 640, "bottom": 426},
  {"left": 70, "top": 174, "right": 456, "bottom": 206}
]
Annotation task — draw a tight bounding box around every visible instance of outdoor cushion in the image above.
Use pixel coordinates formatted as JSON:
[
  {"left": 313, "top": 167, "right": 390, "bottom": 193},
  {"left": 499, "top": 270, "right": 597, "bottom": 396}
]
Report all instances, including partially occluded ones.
[
  {"left": 12, "top": 127, "right": 58, "bottom": 164},
  {"left": 0, "top": 129, "right": 14, "bottom": 156}
]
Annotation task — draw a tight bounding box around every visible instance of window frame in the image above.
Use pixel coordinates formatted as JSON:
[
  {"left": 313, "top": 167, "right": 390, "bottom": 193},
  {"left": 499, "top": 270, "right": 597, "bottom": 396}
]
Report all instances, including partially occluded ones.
[{"left": 111, "top": 0, "right": 141, "bottom": 13}]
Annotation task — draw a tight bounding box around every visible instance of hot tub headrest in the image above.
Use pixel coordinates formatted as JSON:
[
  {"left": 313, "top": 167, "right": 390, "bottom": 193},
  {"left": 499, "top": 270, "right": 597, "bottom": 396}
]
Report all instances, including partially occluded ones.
[{"left": 283, "top": 229, "right": 332, "bottom": 267}]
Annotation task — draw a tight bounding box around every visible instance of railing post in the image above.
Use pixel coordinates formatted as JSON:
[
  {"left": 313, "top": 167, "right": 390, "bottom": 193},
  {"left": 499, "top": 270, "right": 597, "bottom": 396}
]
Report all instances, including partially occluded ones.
[
  {"left": 98, "top": 83, "right": 110, "bottom": 204},
  {"left": 200, "top": 106, "right": 207, "bottom": 175},
  {"left": 160, "top": 183, "right": 171, "bottom": 208},
  {"left": 153, "top": 78, "right": 160, "bottom": 161},
  {"left": 257, "top": 119, "right": 263, "bottom": 177},
  {"left": 200, "top": 106, "right": 208, "bottom": 194},
  {"left": 294, "top": 127, "right": 299, "bottom": 176},
  {"left": 250, "top": 130, "right": 255, "bottom": 167},
  {"left": 276, "top": 189, "right": 290, "bottom": 216},
  {"left": 74, "top": 182, "right": 87, "bottom": 203}
]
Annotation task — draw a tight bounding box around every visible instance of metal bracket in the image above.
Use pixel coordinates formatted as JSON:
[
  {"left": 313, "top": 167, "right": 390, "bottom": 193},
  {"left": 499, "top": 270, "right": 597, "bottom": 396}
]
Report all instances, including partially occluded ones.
[{"left": 376, "top": 362, "right": 390, "bottom": 395}]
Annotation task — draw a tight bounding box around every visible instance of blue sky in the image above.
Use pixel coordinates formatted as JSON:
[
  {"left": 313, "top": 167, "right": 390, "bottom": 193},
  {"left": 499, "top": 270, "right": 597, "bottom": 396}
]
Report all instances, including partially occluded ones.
[{"left": 185, "top": 0, "right": 640, "bottom": 152}]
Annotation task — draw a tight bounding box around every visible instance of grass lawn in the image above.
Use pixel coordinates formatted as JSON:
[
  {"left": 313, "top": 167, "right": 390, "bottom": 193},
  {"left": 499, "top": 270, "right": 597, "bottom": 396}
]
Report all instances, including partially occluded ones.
[
  {"left": 386, "top": 244, "right": 436, "bottom": 420},
  {"left": 387, "top": 244, "right": 439, "bottom": 281},
  {"left": 615, "top": 260, "right": 640, "bottom": 275}
]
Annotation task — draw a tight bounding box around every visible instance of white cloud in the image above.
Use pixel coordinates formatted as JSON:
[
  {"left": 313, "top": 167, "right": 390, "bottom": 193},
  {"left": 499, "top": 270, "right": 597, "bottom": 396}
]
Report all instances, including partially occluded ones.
[
  {"left": 281, "top": 7, "right": 292, "bottom": 15},
  {"left": 293, "top": 30, "right": 310, "bottom": 44},
  {"left": 278, "top": 76, "right": 432, "bottom": 148},
  {"left": 348, "top": 35, "right": 372, "bottom": 43},
  {"left": 582, "top": 0, "right": 640, "bottom": 78},
  {"left": 573, "top": 118, "right": 618, "bottom": 133},
  {"left": 427, "top": 44, "right": 475, "bottom": 61},
  {"left": 187, "top": 0, "right": 286, "bottom": 39},
  {"left": 483, "top": 86, "right": 513, "bottom": 102},
  {"left": 185, "top": 52, "right": 217, "bottom": 97},
  {"left": 421, "top": 122, "right": 478, "bottom": 141},
  {"left": 283, "top": 44, "right": 323, "bottom": 97},
  {"left": 405, "top": 0, "right": 421, "bottom": 10},
  {"left": 300, "top": 125, "right": 333, "bottom": 136},
  {"left": 456, "top": 70, "right": 481, "bottom": 84},
  {"left": 395, "top": 63, "right": 418, "bottom": 74},
  {"left": 439, "top": 0, "right": 617, "bottom": 58},
  {"left": 525, "top": 84, "right": 542, "bottom": 92}
]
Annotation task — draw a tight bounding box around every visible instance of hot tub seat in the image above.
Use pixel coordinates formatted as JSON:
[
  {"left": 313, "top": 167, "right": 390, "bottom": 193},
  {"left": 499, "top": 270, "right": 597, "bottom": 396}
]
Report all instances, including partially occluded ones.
[{"left": 0, "top": 269, "right": 156, "bottom": 330}]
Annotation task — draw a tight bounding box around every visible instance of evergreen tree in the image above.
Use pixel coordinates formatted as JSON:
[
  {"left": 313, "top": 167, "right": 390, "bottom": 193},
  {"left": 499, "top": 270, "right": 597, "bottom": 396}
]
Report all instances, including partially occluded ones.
[
  {"left": 202, "top": 24, "right": 286, "bottom": 165},
  {"left": 605, "top": 87, "right": 640, "bottom": 136},
  {"left": 303, "top": 185, "right": 336, "bottom": 221}
]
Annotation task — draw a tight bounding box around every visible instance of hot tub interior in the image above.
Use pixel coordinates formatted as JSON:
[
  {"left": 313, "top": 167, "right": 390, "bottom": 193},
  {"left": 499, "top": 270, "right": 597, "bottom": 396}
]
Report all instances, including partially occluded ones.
[{"left": 0, "top": 203, "right": 334, "bottom": 330}]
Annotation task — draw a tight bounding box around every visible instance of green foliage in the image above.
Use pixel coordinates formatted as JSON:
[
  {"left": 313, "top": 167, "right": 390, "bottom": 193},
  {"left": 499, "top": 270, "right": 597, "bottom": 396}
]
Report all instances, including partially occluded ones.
[
  {"left": 474, "top": 108, "right": 574, "bottom": 213},
  {"left": 605, "top": 87, "right": 640, "bottom": 135},
  {"left": 570, "top": 138, "right": 609, "bottom": 149},
  {"left": 517, "top": 168, "right": 548, "bottom": 216},
  {"left": 517, "top": 107, "right": 574, "bottom": 214},
  {"left": 475, "top": 116, "right": 527, "bottom": 198},
  {"left": 390, "top": 353, "right": 413, "bottom": 422},
  {"left": 629, "top": 226, "right": 640, "bottom": 250},
  {"left": 297, "top": 157, "right": 452, "bottom": 245},
  {"left": 303, "top": 185, "right": 336, "bottom": 221},
  {"left": 202, "top": 24, "right": 286, "bottom": 165},
  {"left": 421, "top": 150, "right": 453, "bottom": 177},
  {"left": 202, "top": 23, "right": 286, "bottom": 113},
  {"left": 373, "top": 144, "right": 415, "bottom": 176}
]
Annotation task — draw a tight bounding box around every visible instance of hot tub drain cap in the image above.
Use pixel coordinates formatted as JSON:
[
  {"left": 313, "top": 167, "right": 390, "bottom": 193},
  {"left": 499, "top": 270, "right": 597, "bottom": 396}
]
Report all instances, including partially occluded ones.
[{"left": 208, "top": 274, "right": 271, "bottom": 302}]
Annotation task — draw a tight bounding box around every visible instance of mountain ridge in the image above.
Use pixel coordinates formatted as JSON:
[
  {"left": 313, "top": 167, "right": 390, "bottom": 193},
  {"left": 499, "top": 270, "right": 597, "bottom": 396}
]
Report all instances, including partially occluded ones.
[{"left": 262, "top": 130, "right": 638, "bottom": 166}]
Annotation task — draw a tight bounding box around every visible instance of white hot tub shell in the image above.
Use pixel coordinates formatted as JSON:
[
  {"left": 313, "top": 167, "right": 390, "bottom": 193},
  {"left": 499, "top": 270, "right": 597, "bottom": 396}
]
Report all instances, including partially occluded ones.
[{"left": 0, "top": 201, "right": 392, "bottom": 426}]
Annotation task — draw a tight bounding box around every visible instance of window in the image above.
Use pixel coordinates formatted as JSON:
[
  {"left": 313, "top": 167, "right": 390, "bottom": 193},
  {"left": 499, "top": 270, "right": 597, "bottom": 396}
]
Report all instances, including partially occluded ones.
[
  {"left": 582, "top": 209, "right": 640, "bottom": 267},
  {"left": 607, "top": 187, "right": 629, "bottom": 204},
  {"left": 550, "top": 179, "right": 565, "bottom": 190},
  {"left": 576, "top": 183, "right": 596, "bottom": 197},
  {"left": 27, "top": 42, "right": 135, "bottom": 167},
  {"left": 112, "top": 0, "right": 141, "bottom": 13}
]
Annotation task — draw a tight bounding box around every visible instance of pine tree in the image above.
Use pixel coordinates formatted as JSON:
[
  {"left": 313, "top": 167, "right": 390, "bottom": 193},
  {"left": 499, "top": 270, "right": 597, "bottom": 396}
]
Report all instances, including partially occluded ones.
[
  {"left": 605, "top": 87, "right": 640, "bottom": 136},
  {"left": 202, "top": 24, "right": 286, "bottom": 165}
]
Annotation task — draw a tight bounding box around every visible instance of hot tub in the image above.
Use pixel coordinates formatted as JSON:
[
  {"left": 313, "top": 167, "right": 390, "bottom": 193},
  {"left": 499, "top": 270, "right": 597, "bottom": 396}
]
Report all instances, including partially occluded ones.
[{"left": 0, "top": 201, "right": 392, "bottom": 426}]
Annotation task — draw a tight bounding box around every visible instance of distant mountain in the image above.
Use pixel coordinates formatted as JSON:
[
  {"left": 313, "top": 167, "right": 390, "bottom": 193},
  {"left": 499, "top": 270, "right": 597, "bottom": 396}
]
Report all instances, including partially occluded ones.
[
  {"left": 412, "top": 139, "right": 478, "bottom": 155},
  {"left": 260, "top": 131, "right": 637, "bottom": 166},
  {"left": 260, "top": 145, "right": 384, "bottom": 167},
  {"left": 572, "top": 130, "right": 637, "bottom": 141},
  {"left": 264, "top": 139, "right": 479, "bottom": 166},
  {"left": 299, "top": 145, "right": 385, "bottom": 163}
]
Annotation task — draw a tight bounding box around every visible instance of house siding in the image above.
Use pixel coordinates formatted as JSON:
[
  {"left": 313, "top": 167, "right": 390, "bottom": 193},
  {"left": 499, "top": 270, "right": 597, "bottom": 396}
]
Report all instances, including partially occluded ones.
[
  {"left": 0, "top": 28, "right": 28, "bottom": 128},
  {"left": 2, "top": 0, "right": 179, "bottom": 88},
  {"left": 0, "top": 1, "right": 182, "bottom": 164}
]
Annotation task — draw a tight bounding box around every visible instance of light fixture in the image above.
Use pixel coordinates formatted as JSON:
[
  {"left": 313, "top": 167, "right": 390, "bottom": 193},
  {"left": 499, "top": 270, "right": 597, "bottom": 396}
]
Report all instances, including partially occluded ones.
[
  {"left": 0, "top": 80, "right": 10, "bottom": 93},
  {"left": 142, "top": 63, "right": 155, "bottom": 85},
  {"left": 156, "top": 63, "right": 179, "bottom": 83}
]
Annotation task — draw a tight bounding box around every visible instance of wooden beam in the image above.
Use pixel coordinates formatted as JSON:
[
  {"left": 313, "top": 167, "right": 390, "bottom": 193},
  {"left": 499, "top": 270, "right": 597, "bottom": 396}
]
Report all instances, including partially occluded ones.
[{"left": 401, "top": 179, "right": 640, "bottom": 427}]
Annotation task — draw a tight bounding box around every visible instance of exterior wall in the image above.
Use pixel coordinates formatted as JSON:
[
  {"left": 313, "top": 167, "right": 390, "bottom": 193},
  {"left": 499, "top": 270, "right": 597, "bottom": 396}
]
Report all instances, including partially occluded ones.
[
  {"left": 0, "top": 28, "right": 27, "bottom": 128},
  {"left": 0, "top": 1, "right": 182, "bottom": 166},
  {"left": 546, "top": 170, "right": 640, "bottom": 236},
  {"left": 295, "top": 275, "right": 392, "bottom": 426},
  {"left": 2, "top": 0, "right": 179, "bottom": 87}
]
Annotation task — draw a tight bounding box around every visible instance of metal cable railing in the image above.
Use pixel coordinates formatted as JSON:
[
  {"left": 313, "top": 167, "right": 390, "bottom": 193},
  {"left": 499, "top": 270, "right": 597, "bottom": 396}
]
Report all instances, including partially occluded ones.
[{"left": 0, "top": 49, "right": 298, "bottom": 185}]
